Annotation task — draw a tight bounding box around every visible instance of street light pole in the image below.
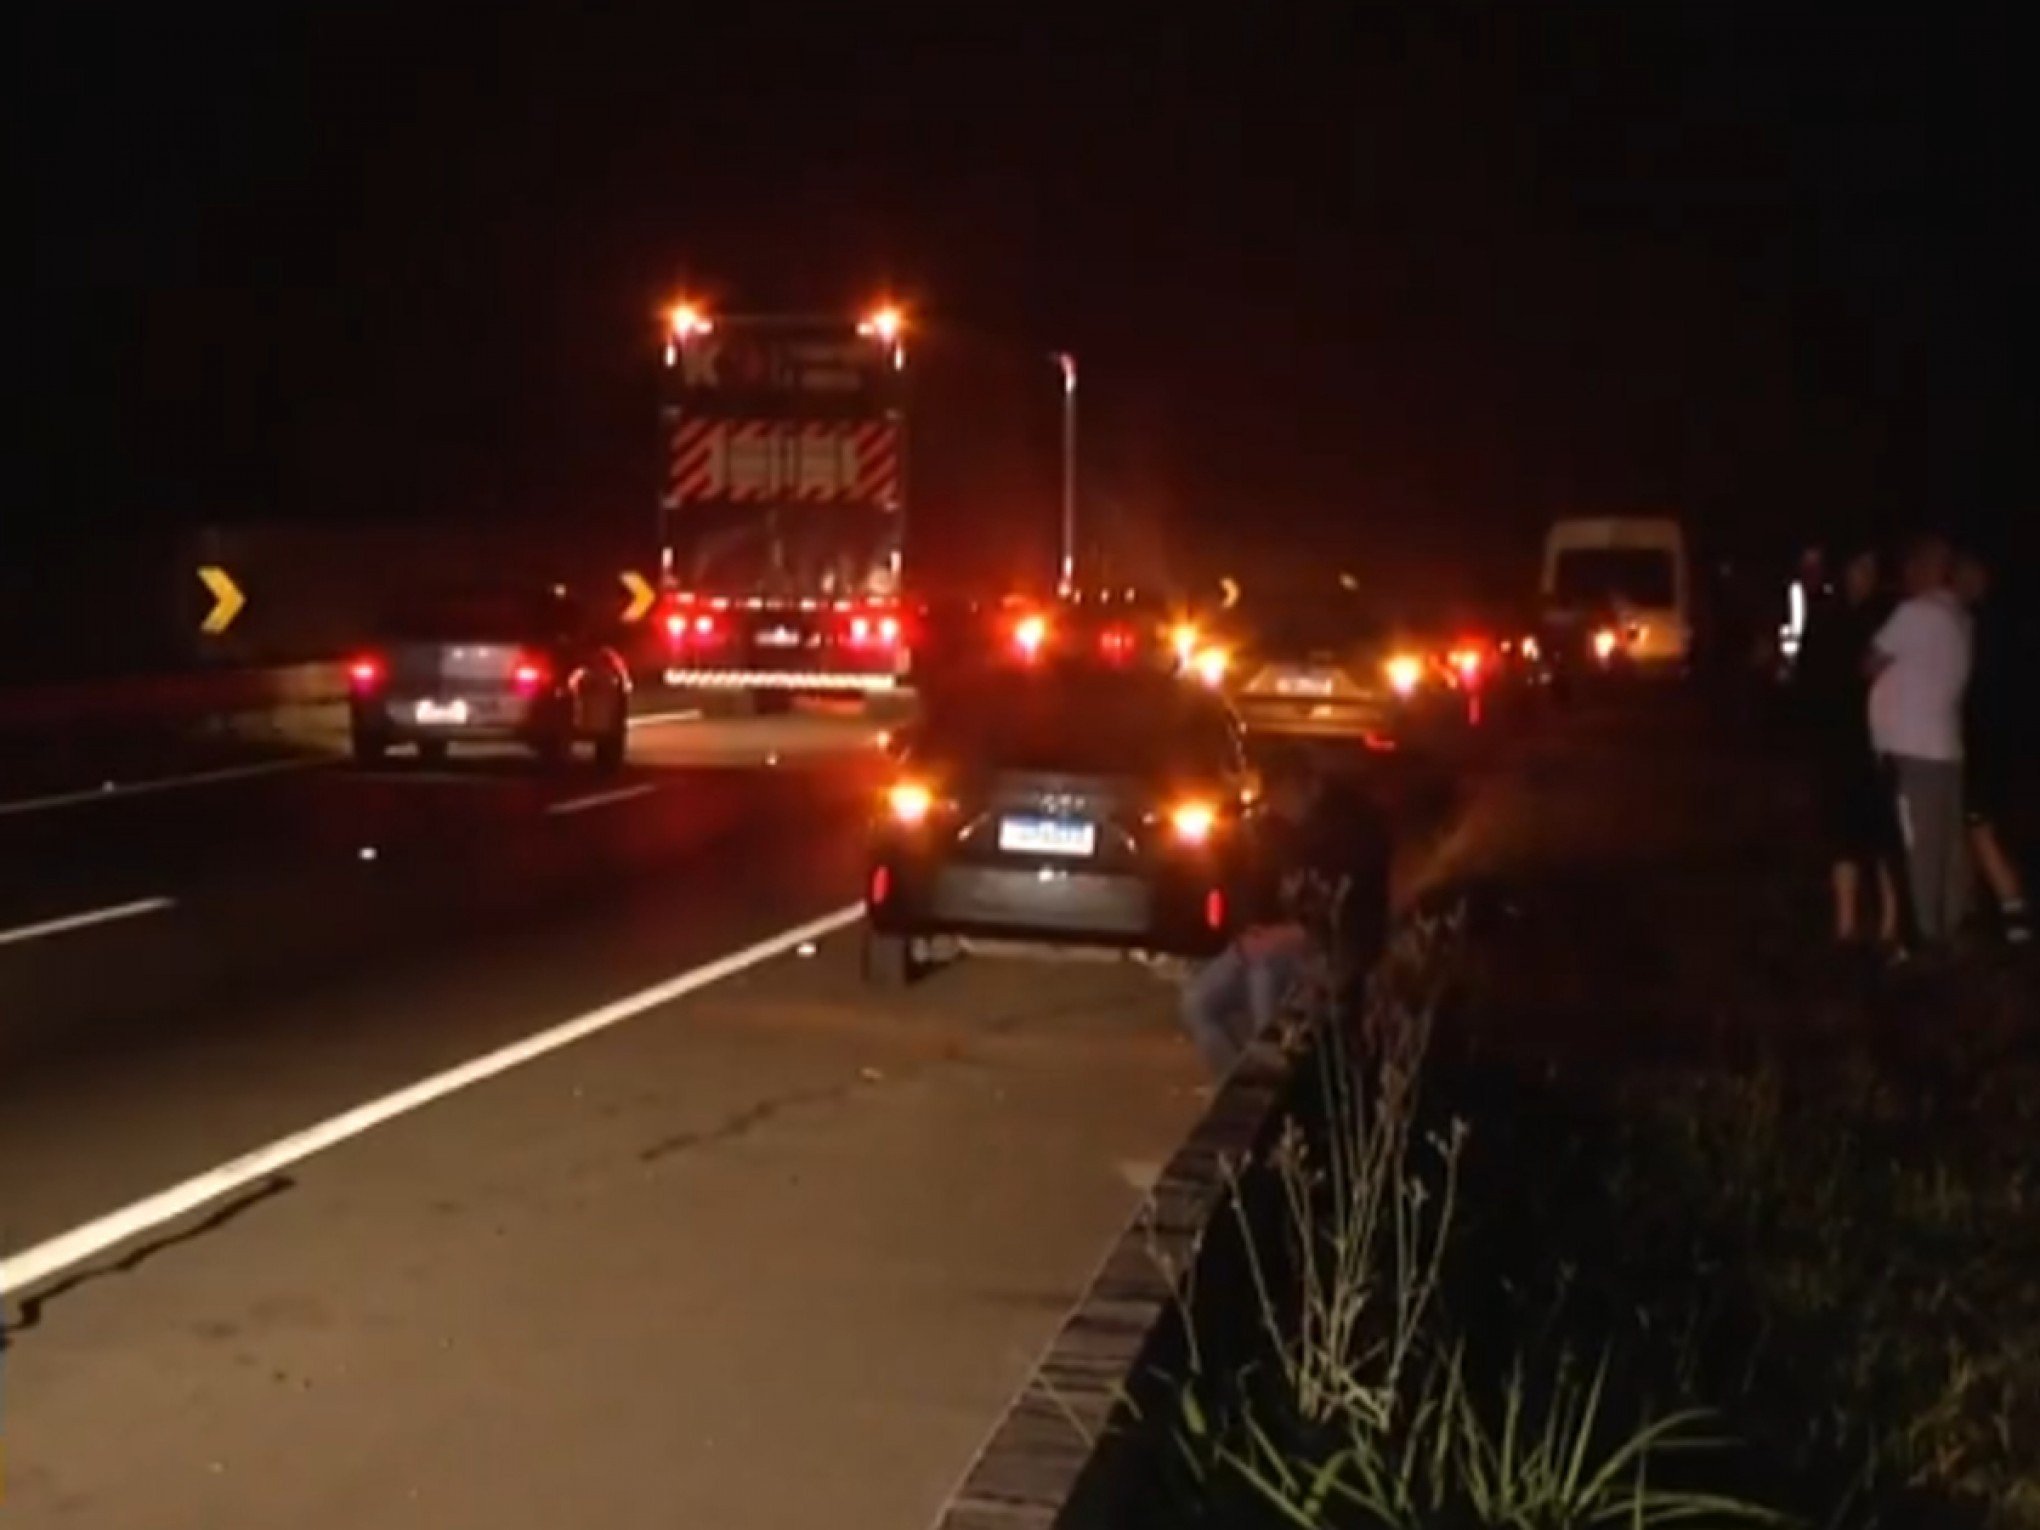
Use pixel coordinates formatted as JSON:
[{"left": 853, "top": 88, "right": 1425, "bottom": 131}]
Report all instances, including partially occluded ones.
[{"left": 1053, "top": 351, "right": 1077, "bottom": 596}]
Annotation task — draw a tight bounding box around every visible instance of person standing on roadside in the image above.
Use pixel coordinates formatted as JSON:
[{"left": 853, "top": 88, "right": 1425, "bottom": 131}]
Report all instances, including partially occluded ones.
[
  {"left": 1795, "top": 546, "right": 1899, "bottom": 949},
  {"left": 1868, "top": 534, "right": 1974, "bottom": 951},
  {"left": 1953, "top": 550, "right": 2029, "bottom": 945}
]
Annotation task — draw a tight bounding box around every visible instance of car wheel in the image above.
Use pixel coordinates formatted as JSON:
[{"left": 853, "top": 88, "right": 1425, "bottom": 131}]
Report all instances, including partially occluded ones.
[
  {"left": 861, "top": 931, "right": 921, "bottom": 987},
  {"left": 351, "top": 730, "right": 388, "bottom": 767},
  {"left": 593, "top": 714, "right": 627, "bottom": 772},
  {"left": 416, "top": 739, "right": 449, "bottom": 766}
]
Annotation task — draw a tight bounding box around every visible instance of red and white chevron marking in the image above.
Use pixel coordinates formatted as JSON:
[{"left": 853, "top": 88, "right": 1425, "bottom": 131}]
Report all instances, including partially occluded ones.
[
  {"left": 668, "top": 417, "right": 719, "bottom": 501},
  {"left": 852, "top": 421, "right": 900, "bottom": 506},
  {"left": 667, "top": 418, "right": 901, "bottom": 504}
]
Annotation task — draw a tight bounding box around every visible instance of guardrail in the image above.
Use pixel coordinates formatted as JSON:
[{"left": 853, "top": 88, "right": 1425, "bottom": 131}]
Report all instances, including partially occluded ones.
[{"left": 0, "top": 662, "right": 345, "bottom": 733}]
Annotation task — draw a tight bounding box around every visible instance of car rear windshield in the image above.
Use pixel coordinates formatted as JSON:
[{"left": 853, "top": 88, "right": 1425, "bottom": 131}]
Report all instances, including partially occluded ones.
[
  {"left": 383, "top": 591, "right": 582, "bottom": 643},
  {"left": 1552, "top": 549, "right": 1675, "bottom": 609},
  {"left": 1241, "top": 600, "right": 1388, "bottom": 656},
  {"left": 919, "top": 670, "right": 1233, "bottom": 777}
]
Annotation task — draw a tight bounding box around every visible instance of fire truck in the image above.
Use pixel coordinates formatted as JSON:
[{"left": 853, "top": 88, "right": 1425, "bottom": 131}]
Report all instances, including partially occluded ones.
[{"left": 656, "top": 304, "right": 923, "bottom": 711}]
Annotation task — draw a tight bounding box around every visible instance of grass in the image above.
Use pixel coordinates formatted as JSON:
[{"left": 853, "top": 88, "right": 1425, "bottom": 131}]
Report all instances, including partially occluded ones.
[{"left": 1155, "top": 713, "right": 2040, "bottom": 1528}]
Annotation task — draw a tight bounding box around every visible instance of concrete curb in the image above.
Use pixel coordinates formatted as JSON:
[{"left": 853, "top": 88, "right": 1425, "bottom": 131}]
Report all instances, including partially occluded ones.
[{"left": 931, "top": 1041, "right": 1295, "bottom": 1529}]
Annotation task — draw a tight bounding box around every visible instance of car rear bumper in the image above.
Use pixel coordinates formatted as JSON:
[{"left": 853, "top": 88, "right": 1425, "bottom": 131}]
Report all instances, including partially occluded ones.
[
  {"left": 350, "top": 695, "right": 556, "bottom": 742},
  {"left": 866, "top": 858, "right": 1229, "bottom": 958}
]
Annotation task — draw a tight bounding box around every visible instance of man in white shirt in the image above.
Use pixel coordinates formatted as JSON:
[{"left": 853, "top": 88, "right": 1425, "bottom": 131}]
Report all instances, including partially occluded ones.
[{"left": 1868, "top": 534, "right": 1973, "bottom": 946}]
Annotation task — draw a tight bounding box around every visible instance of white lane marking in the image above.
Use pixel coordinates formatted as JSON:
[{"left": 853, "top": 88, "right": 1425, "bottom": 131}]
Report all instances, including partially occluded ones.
[
  {"left": 0, "top": 758, "right": 320, "bottom": 819},
  {"left": 546, "top": 783, "right": 657, "bottom": 817},
  {"left": 0, "top": 904, "right": 864, "bottom": 1298},
  {"left": 0, "top": 897, "right": 177, "bottom": 950},
  {"left": 628, "top": 708, "right": 703, "bottom": 729}
]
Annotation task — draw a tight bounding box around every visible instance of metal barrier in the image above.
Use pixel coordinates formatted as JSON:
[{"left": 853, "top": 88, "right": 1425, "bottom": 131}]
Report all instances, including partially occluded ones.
[{"left": 0, "top": 662, "right": 345, "bottom": 732}]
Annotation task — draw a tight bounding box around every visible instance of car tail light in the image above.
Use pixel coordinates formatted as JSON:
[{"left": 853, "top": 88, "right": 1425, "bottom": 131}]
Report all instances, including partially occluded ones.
[
  {"left": 1204, "top": 887, "right": 1227, "bottom": 931},
  {"left": 869, "top": 864, "right": 892, "bottom": 906},
  {"left": 887, "top": 781, "right": 934, "bottom": 825},
  {"left": 665, "top": 612, "right": 687, "bottom": 639},
  {"left": 1099, "top": 624, "right": 1135, "bottom": 661},
  {"left": 512, "top": 655, "right": 551, "bottom": 694},
  {"left": 1013, "top": 613, "right": 1048, "bottom": 658},
  {"left": 1169, "top": 800, "right": 1219, "bottom": 845},
  {"left": 878, "top": 614, "right": 901, "bottom": 644},
  {"left": 349, "top": 656, "right": 385, "bottom": 692},
  {"left": 1449, "top": 644, "right": 1484, "bottom": 683}
]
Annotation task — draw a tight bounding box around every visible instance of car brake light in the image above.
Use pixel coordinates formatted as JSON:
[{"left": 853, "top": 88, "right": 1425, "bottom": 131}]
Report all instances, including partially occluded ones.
[
  {"left": 1099, "top": 625, "right": 1135, "bottom": 660},
  {"left": 869, "top": 864, "right": 892, "bottom": 906},
  {"left": 1170, "top": 800, "right": 1218, "bottom": 845},
  {"left": 1014, "top": 614, "right": 1048, "bottom": 657},
  {"left": 665, "top": 612, "right": 686, "bottom": 639},
  {"left": 888, "top": 781, "right": 934, "bottom": 825},
  {"left": 512, "top": 656, "right": 550, "bottom": 693},
  {"left": 349, "top": 656, "right": 384, "bottom": 691},
  {"left": 1204, "top": 887, "right": 1227, "bottom": 931},
  {"left": 1449, "top": 645, "right": 1484, "bottom": 684},
  {"left": 878, "top": 614, "right": 901, "bottom": 644}
]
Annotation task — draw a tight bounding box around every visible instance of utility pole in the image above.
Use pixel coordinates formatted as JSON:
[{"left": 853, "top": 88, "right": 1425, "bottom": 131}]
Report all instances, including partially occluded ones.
[{"left": 1053, "top": 351, "right": 1077, "bottom": 595}]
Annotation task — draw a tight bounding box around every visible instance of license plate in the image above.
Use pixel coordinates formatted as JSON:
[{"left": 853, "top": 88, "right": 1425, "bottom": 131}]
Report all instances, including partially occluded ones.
[
  {"left": 757, "top": 627, "right": 802, "bottom": 648},
  {"left": 997, "top": 816, "right": 1096, "bottom": 857},
  {"left": 1274, "top": 672, "right": 1336, "bottom": 696},
  {"left": 415, "top": 699, "right": 471, "bottom": 726}
]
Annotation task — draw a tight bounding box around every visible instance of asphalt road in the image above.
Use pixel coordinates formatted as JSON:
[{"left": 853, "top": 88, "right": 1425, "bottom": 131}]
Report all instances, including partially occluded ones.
[{"left": 0, "top": 703, "right": 1227, "bottom": 1528}]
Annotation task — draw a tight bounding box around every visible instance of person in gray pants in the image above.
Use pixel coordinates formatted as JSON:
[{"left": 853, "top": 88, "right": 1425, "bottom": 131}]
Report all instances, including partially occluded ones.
[{"left": 1868, "top": 535, "right": 1974, "bottom": 948}]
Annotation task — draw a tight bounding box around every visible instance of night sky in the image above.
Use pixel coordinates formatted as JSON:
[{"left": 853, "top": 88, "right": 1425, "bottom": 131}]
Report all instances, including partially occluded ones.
[{"left": 23, "top": 4, "right": 2029, "bottom": 597}]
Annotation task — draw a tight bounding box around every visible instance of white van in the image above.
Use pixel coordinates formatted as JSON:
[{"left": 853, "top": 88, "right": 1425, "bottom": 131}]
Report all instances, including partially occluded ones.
[{"left": 1540, "top": 517, "right": 1691, "bottom": 670}]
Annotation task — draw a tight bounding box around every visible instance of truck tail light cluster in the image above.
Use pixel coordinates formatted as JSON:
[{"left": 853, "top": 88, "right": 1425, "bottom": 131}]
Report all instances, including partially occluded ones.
[
  {"left": 845, "top": 612, "right": 902, "bottom": 650},
  {"left": 667, "top": 609, "right": 724, "bottom": 646}
]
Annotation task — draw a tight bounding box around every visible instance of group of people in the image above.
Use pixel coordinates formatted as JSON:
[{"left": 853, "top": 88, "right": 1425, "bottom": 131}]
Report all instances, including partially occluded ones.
[{"left": 1797, "top": 533, "right": 2027, "bottom": 959}]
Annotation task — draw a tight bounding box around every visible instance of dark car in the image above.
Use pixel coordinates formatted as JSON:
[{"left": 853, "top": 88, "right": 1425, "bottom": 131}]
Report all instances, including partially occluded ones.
[
  {"left": 347, "top": 587, "right": 632, "bottom": 768},
  {"left": 1220, "top": 591, "right": 1466, "bottom": 747},
  {"left": 863, "top": 662, "right": 1256, "bottom": 983}
]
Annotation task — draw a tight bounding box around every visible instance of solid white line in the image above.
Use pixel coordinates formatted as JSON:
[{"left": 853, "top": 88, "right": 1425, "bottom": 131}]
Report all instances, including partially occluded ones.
[
  {"left": 0, "top": 903, "right": 864, "bottom": 1298},
  {"left": 627, "top": 708, "right": 703, "bottom": 729},
  {"left": 546, "top": 783, "right": 657, "bottom": 816},
  {"left": 0, "top": 758, "right": 320, "bottom": 819},
  {"left": 0, "top": 896, "right": 177, "bottom": 950}
]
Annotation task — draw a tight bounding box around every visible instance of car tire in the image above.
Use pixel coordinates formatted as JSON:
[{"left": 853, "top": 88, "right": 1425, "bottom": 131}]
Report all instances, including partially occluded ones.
[
  {"left": 416, "top": 739, "right": 449, "bottom": 766},
  {"left": 351, "top": 730, "right": 388, "bottom": 767},
  {"left": 861, "top": 931, "right": 921, "bottom": 988},
  {"left": 593, "top": 714, "right": 627, "bottom": 772}
]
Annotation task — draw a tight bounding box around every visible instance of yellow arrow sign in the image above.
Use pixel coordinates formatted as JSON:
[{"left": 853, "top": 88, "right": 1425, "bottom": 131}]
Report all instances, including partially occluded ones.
[
  {"left": 197, "top": 565, "right": 245, "bottom": 635},
  {"left": 619, "top": 570, "right": 656, "bottom": 623}
]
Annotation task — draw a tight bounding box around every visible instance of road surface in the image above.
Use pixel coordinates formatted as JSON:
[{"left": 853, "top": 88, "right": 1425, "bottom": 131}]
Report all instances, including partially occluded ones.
[{"left": 1, "top": 705, "right": 1220, "bottom": 1528}]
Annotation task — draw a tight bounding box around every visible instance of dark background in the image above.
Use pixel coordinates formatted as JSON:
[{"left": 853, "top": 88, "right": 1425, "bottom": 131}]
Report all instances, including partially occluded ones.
[{"left": 20, "top": 4, "right": 2031, "bottom": 617}]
